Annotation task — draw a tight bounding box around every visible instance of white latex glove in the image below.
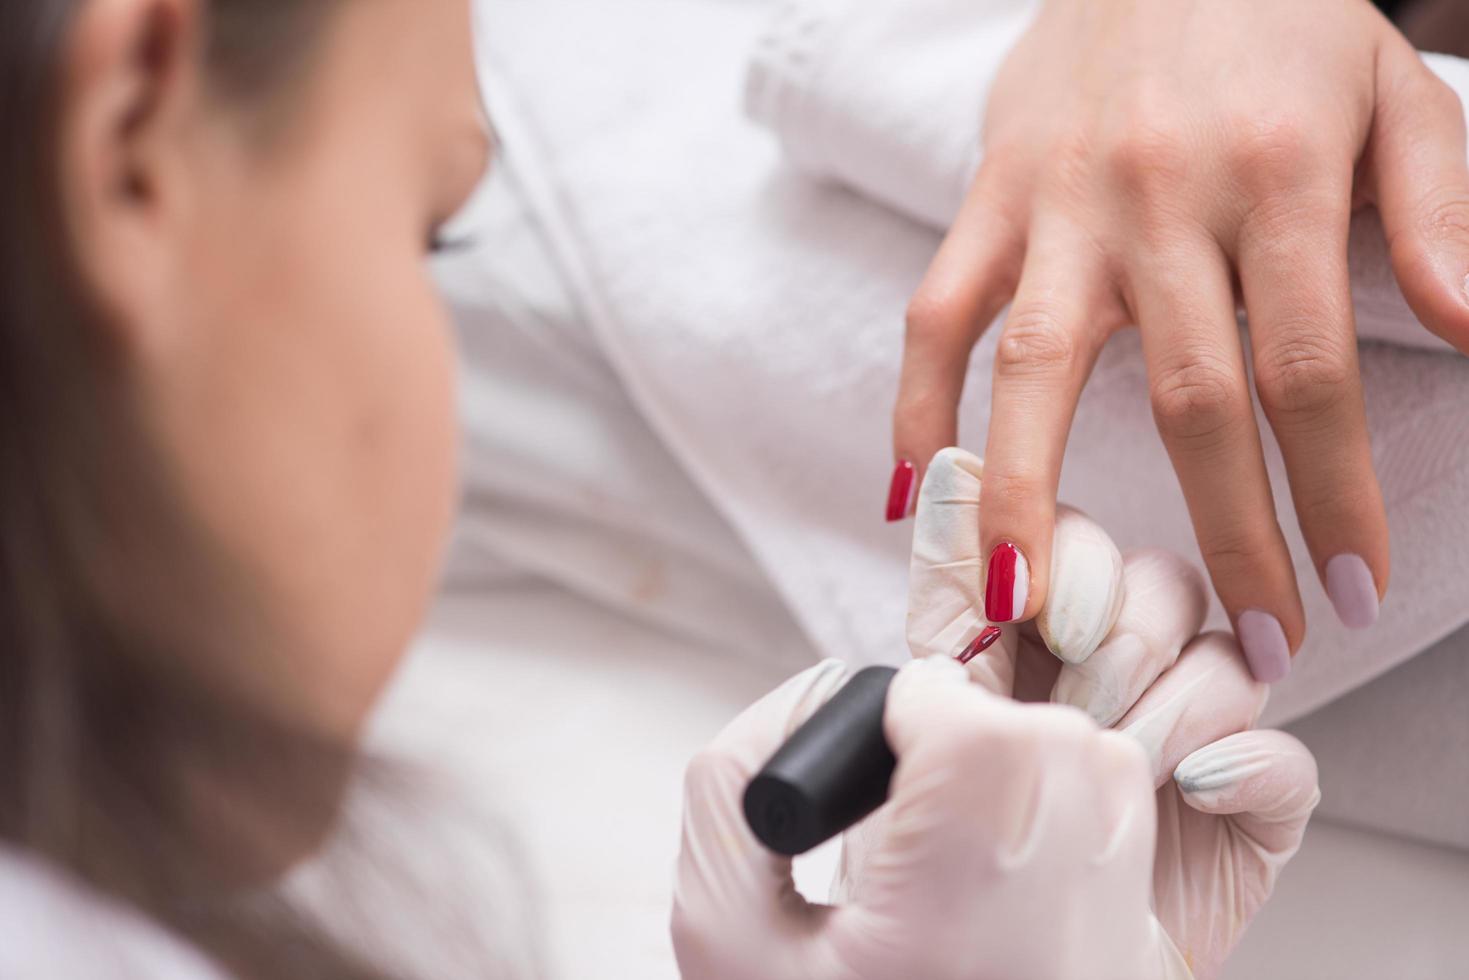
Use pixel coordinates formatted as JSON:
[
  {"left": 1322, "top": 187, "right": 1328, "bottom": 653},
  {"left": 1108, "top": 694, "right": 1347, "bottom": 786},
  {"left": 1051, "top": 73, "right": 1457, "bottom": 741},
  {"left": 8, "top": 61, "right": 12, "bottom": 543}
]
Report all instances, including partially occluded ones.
[
  {"left": 672, "top": 656, "right": 1171, "bottom": 980},
  {"left": 894, "top": 447, "right": 1322, "bottom": 979}
]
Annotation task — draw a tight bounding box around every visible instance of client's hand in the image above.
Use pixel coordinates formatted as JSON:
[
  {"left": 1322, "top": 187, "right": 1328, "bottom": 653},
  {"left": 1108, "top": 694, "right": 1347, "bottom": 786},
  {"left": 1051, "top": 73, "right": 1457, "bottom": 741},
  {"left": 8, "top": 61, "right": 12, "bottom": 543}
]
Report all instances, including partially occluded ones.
[
  {"left": 889, "top": 447, "right": 1320, "bottom": 979},
  {"left": 892, "top": 0, "right": 1469, "bottom": 681}
]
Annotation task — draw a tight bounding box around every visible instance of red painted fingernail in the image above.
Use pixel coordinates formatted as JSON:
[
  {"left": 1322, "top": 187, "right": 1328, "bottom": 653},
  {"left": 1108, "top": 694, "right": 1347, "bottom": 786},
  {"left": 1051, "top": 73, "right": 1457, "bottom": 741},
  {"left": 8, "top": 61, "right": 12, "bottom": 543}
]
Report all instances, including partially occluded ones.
[
  {"left": 984, "top": 542, "right": 1029, "bottom": 623},
  {"left": 956, "top": 625, "right": 1003, "bottom": 665},
  {"left": 885, "top": 460, "right": 916, "bottom": 522}
]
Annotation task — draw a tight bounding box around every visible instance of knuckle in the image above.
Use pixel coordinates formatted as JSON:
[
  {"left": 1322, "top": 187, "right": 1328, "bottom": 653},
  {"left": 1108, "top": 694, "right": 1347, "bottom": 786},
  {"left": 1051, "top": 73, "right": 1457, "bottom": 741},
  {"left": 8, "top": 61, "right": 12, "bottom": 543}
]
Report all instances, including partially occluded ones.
[
  {"left": 904, "top": 288, "right": 965, "bottom": 348},
  {"left": 1417, "top": 72, "right": 1467, "bottom": 127},
  {"left": 1254, "top": 336, "right": 1354, "bottom": 424},
  {"left": 995, "top": 306, "right": 1079, "bottom": 380},
  {"left": 1105, "top": 86, "right": 1193, "bottom": 185},
  {"left": 1107, "top": 124, "right": 1192, "bottom": 200},
  {"left": 1223, "top": 112, "right": 1317, "bottom": 195},
  {"left": 1149, "top": 357, "right": 1248, "bottom": 444}
]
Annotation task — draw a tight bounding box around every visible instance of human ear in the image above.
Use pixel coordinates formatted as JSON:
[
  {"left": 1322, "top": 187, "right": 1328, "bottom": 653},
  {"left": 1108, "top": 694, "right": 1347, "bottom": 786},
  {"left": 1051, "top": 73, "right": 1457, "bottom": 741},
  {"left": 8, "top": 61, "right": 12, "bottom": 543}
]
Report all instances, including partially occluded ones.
[{"left": 58, "top": 0, "right": 203, "bottom": 346}]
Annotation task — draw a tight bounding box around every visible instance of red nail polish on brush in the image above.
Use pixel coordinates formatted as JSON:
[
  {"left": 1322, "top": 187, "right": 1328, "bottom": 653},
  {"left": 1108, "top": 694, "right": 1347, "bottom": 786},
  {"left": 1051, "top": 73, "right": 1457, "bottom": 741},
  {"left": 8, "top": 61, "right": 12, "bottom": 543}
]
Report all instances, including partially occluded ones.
[
  {"left": 956, "top": 625, "right": 1003, "bottom": 665},
  {"left": 885, "top": 460, "right": 915, "bottom": 522}
]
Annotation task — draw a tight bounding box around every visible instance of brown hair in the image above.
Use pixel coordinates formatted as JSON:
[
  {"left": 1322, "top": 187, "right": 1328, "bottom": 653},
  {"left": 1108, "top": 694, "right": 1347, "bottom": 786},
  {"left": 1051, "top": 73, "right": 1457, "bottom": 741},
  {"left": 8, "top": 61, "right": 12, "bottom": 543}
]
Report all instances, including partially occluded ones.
[{"left": 0, "top": 3, "right": 442, "bottom": 977}]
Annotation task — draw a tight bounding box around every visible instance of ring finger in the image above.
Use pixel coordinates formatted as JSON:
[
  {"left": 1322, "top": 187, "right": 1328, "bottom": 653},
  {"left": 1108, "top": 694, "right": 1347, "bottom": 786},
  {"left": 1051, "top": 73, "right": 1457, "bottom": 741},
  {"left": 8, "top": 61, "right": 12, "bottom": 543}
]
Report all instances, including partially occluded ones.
[{"left": 1236, "top": 187, "right": 1388, "bottom": 632}]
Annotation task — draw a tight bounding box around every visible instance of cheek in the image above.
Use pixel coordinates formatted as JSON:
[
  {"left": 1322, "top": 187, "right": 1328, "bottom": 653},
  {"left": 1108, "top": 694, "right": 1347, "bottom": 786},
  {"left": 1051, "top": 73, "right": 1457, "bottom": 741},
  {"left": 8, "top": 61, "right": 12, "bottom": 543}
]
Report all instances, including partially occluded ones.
[
  {"left": 339, "top": 274, "right": 461, "bottom": 572},
  {"left": 306, "top": 259, "right": 462, "bottom": 644},
  {"left": 160, "top": 227, "right": 460, "bottom": 732},
  {"left": 285, "top": 260, "right": 462, "bottom": 729}
]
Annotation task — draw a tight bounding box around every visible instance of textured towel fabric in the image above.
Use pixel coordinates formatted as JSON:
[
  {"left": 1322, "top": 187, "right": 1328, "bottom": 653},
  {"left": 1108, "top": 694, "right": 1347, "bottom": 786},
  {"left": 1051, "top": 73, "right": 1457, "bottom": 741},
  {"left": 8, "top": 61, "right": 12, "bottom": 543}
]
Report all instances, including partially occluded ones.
[
  {"left": 746, "top": 0, "right": 1469, "bottom": 355},
  {"left": 472, "top": 0, "right": 1469, "bottom": 727}
]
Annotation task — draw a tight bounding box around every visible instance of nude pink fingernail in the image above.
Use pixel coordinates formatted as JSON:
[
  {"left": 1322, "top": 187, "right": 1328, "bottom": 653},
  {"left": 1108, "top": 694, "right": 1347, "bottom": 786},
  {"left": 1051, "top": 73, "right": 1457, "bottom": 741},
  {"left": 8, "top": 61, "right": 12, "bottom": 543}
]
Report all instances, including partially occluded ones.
[
  {"left": 1325, "top": 554, "right": 1379, "bottom": 630},
  {"left": 1236, "top": 610, "right": 1290, "bottom": 683}
]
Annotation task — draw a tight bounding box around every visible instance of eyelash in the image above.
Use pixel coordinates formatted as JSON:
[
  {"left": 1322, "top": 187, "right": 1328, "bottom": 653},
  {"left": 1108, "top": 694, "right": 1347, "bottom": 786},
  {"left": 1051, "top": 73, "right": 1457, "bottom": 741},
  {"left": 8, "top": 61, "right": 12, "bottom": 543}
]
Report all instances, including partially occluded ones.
[{"left": 428, "top": 231, "right": 476, "bottom": 256}]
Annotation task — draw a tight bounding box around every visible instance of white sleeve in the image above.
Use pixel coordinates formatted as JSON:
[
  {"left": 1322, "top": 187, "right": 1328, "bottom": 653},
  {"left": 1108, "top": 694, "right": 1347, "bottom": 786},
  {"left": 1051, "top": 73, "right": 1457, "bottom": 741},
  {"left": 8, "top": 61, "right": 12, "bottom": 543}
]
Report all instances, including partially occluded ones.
[{"left": 0, "top": 849, "right": 229, "bottom": 980}]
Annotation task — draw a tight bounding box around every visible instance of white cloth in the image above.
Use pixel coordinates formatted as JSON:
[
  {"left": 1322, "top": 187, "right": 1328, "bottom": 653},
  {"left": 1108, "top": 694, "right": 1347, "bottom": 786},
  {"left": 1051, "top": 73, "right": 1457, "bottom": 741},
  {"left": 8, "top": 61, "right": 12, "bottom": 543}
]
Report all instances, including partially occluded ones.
[
  {"left": 435, "top": 166, "right": 809, "bottom": 667},
  {"left": 471, "top": 0, "right": 1469, "bottom": 729}
]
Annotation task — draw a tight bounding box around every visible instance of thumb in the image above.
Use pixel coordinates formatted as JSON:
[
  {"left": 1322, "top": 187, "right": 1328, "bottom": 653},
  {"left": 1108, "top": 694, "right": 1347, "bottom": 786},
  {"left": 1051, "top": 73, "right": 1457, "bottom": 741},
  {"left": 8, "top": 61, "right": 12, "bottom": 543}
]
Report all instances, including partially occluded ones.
[
  {"left": 1368, "top": 40, "right": 1469, "bottom": 354},
  {"left": 1173, "top": 729, "right": 1321, "bottom": 858},
  {"left": 672, "top": 661, "right": 851, "bottom": 978}
]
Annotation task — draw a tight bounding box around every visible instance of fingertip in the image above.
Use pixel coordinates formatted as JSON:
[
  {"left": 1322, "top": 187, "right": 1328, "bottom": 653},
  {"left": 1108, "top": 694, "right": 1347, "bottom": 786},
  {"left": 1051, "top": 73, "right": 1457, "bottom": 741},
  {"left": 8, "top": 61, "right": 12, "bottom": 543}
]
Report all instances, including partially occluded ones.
[
  {"left": 891, "top": 398, "right": 961, "bottom": 522},
  {"left": 1324, "top": 552, "right": 1382, "bottom": 630},
  {"left": 1172, "top": 730, "right": 1320, "bottom": 823},
  {"left": 983, "top": 538, "right": 1034, "bottom": 623},
  {"left": 1235, "top": 609, "right": 1293, "bottom": 684},
  {"left": 978, "top": 473, "right": 1057, "bottom": 624},
  {"left": 1037, "top": 506, "right": 1126, "bottom": 663},
  {"left": 885, "top": 458, "right": 917, "bottom": 522},
  {"left": 1388, "top": 238, "right": 1469, "bottom": 355}
]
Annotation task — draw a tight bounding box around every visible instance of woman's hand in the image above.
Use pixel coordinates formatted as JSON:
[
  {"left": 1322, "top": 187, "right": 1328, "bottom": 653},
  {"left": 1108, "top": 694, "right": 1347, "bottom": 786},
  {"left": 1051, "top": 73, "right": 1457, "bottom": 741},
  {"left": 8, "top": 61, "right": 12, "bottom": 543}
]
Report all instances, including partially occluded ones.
[{"left": 892, "top": 0, "right": 1469, "bottom": 681}]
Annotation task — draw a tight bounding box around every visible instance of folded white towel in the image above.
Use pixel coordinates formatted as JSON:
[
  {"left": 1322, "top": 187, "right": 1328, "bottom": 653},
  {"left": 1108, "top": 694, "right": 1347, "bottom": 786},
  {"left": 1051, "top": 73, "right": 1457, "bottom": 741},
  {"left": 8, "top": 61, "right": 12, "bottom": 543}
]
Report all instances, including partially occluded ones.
[{"left": 747, "top": 0, "right": 1469, "bottom": 354}]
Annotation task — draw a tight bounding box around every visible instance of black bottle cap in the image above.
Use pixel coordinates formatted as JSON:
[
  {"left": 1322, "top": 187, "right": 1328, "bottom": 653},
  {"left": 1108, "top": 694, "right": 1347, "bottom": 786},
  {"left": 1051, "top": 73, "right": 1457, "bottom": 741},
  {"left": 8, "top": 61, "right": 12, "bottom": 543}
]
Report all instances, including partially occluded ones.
[{"left": 743, "top": 665, "right": 899, "bottom": 856}]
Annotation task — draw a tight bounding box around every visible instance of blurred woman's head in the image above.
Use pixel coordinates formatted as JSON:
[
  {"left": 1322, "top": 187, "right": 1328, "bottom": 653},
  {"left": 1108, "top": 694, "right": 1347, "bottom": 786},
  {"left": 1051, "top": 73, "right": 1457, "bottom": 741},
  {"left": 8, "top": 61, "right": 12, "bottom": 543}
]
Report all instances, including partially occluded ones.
[{"left": 1, "top": 0, "right": 489, "bottom": 972}]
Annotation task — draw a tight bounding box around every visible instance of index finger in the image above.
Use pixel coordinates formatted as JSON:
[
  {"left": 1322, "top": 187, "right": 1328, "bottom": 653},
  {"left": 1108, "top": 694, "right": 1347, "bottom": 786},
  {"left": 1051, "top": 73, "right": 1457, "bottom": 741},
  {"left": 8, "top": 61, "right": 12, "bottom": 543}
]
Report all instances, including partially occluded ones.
[{"left": 979, "top": 221, "right": 1120, "bottom": 626}]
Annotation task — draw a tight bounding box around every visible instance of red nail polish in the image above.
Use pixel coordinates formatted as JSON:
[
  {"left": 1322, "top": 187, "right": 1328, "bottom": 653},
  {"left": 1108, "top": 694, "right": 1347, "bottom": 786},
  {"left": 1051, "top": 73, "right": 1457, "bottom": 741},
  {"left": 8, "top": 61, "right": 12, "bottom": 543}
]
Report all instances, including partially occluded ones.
[
  {"left": 885, "top": 460, "right": 916, "bottom": 522},
  {"left": 984, "top": 542, "right": 1030, "bottom": 623},
  {"left": 956, "top": 625, "right": 1003, "bottom": 665}
]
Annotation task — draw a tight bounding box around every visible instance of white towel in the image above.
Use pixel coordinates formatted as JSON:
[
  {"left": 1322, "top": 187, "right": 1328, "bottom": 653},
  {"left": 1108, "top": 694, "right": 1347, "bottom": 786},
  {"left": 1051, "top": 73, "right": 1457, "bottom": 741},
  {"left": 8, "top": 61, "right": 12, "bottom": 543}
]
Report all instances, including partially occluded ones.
[
  {"left": 747, "top": 0, "right": 1469, "bottom": 354},
  {"left": 470, "top": 0, "right": 1469, "bottom": 729}
]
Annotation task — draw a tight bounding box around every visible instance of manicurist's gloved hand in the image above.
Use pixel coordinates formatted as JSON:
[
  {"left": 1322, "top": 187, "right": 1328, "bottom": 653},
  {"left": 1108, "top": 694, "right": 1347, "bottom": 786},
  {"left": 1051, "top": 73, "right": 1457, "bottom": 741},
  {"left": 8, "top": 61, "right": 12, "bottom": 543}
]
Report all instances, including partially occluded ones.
[
  {"left": 672, "top": 656, "right": 1168, "bottom": 980},
  {"left": 891, "top": 447, "right": 1322, "bottom": 979}
]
